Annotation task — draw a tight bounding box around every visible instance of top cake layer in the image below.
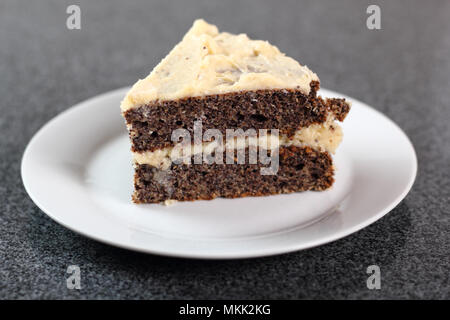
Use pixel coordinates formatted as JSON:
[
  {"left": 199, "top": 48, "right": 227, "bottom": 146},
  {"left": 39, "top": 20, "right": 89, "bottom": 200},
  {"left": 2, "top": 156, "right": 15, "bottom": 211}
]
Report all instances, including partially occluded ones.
[{"left": 121, "top": 19, "right": 319, "bottom": 111}]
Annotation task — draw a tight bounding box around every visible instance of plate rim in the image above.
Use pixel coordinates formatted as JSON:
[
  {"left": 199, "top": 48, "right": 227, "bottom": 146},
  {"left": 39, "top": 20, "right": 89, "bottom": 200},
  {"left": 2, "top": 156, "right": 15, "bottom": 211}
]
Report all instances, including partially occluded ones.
[{"left": 21, "top": 87, "right": 418, "bottom": 259}]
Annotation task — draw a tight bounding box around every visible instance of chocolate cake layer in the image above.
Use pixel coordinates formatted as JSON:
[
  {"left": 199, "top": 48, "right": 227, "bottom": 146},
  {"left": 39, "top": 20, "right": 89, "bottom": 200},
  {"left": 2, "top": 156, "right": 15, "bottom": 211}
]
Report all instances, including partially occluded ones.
[
  {"left": 124, "top": 81, "right": 350, "bottom": 152},
  {"left": 132, "top": 145, "right": 334, "bottom": 203}
]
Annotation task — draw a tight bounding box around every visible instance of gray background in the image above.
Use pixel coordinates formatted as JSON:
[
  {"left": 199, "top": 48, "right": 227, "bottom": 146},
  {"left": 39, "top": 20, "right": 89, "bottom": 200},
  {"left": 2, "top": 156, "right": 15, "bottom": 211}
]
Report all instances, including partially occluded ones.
[{"left": 0, "top": 0, "right": 449, "bottom": 299}]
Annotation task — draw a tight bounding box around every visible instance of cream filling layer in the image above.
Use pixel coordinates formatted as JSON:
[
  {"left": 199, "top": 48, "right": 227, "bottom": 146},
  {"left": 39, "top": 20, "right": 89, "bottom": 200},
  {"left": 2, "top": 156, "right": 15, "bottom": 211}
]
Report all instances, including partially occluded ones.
[{"left": 132, "top": 117, "right": 342, "bottom": 170}]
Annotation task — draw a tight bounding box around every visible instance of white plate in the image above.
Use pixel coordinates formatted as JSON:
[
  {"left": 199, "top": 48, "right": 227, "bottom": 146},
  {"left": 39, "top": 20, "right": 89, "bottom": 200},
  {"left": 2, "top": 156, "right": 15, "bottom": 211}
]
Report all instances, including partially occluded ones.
[{"left": 21, "top": 88, "right": 417, "bottom": 259}]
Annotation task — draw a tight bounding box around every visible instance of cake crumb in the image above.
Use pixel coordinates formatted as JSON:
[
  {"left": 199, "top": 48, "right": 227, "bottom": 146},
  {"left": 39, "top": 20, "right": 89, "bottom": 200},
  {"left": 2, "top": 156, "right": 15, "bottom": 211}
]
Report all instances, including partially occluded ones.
[{"left": 163, "top": 199, "right": 178, "bottom": 206}]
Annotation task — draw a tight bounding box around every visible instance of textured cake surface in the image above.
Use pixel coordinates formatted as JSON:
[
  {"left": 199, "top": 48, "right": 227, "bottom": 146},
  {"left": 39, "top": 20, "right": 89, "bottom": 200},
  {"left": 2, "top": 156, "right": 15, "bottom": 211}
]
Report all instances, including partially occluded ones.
[
  {"left": 133, "top": 146, "right": 334, "bottom": 203},
  {"left": 121, "top": 19, "right": 318, "bottom": 111},
  {"left": 123, "top": 82, "right": 350, "bottom": 153},
  {"left": 132, "top": 114, "right": 342, "bottom": 170}
]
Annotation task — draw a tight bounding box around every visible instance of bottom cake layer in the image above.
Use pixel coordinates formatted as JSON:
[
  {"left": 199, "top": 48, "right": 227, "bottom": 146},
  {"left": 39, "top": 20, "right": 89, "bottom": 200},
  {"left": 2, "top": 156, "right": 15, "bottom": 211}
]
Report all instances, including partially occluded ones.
[{"left": 132, "top": 146, "right": 334, "bottom": 203}]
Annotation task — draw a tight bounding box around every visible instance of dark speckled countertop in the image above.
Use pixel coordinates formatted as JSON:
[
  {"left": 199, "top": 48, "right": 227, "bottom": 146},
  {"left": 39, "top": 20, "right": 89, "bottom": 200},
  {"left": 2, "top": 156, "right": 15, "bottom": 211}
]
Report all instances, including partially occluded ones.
[{"left": 0, "top": 0, "right": 449, "bottom": 299}]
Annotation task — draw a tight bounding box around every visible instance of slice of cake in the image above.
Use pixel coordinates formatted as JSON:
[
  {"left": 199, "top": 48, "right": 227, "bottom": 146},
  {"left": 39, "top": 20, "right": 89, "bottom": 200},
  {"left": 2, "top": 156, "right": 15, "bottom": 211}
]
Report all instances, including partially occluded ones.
[{"left": 121, "top": 19, "right": 350, "bottom": 204}]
